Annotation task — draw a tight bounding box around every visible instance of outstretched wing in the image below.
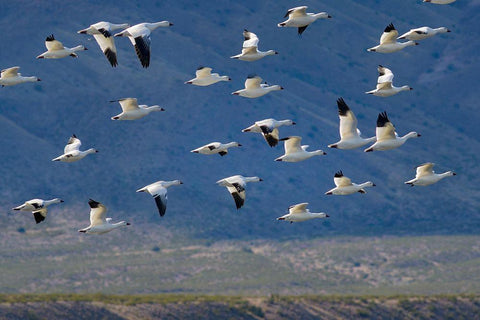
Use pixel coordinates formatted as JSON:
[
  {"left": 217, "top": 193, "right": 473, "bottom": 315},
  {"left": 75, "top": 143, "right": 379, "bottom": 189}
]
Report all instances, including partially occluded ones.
[
  {"left": 88, "top": 199, "right": 107, "bottom": 226},
  {"left": 152, "top": 187, "right": 168, "bottom": 217},
  {"left": 93, "top": 33, "right": 118, "bottom": 67},
  {"left": 195, "top": 66, "right": 212, "bottom": 78},
  {"left": 242, "top": 29, "right": 259, "bottom": 47},
  {"left": 245, "top": 74, "right": 262, "bottom": 89},
  {"left": 1, "top": 66, "right": 20, "bottom": 78},
  {"left": 118, "top": 98, "right": 139, "bottom": 111},
  {"left": 376, "top": 112, "right": 396, "bottom": 141},
  {"left": 416, "top": 163, "right": 435, "bottom": 178},
  {"left": 226, "top": 182, "right": 246, "bottom": 209},
  {"left": 289, "top": 202, "right": 308, "bottom": 214},
  {"left": 64, "top": 134, "right": 82, "bottom": 154},
  {"left": 337, "top": 98, "right": 358, "bottom": 139},
  {"left": 32, "top": 207, "right": 47, "bottom": 224},
  {"left": 379, "top": 23, "right": 398, "bottom": 44},
  {"left": 134, "top": 35, "right": 151, "bottom": 68}
]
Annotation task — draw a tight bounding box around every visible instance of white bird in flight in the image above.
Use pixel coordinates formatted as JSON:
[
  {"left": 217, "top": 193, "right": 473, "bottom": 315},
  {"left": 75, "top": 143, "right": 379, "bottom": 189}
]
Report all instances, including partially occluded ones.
[
  {"left": 405, "top": 163, "right": 456, "bottom": 186},
  {"left": 275, "top": 136, "right": 326, "bottom": 162},
  {"left": 242, "top": 118, "right": 296, "bottom": 147},
  {"left": 328, "top": 98, "right": 375, "bottom": 150},
  {"left": 364, "top": 112, "right": 420, "bottom": 152},
  {"left": 0, "top": 66, "right": 41, "bottom": 87},
  {"left": 110, "top": 98, "right": 165, "bottom": 120},
  {"left": 78, "top": 199, "right": 130, "bottom": 234},
  {"left": 398, "top": 26, "right": 450, "bottom": 41},
  {"left": 367, "top": 23, "right": 418, "bottom": 53},
  {"left": 13, "top": 198, "right": 64, "bottom": 224},
  {"left": 325, "top": 171, "right": 375, "bottom": 195},
  {"left": 52, "top": 134, "right": 98, "bottom": 162},
  {"left": 191, "top": 142, "right": 241, "bottom": 156},
  {"left": 136, "top": 180, "right": 183, "bottom": 217},
  {"left": 114, "top": 21, "right": 173, "bottom": 68},
  {"left": 277, "top": 6, "right": 331, "bottom": 36},
  {"left": 78, "top": 21, "right": 130, "bottom": 67},
  {"left": 232, "top": 74, "right": 283, "bottom": 98},
  {"left": 365, "top": 65, "right": 412, "bottom": 97},
  {"left": 277, "top": 202, "right": 329, "bottom": 223},
  {"left": 217, "top": 175, "right": 262, "bottom": 209},
  {"left": 36, "top": 34, "right": 87, "bottom": 59},
  {"left": 185, "top": 66, "right": 231, "bottom": 86},
  {"left": 230, "top": 29, "right": 278, "bottom": 61}
]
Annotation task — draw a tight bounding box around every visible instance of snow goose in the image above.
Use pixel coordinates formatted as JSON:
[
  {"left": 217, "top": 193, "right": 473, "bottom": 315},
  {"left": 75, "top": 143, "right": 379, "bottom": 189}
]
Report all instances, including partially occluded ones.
[
  {"left": 185, "top": 66, "right": 231, "bottom": 86},
  {"left": 278, "top": 6, "right": 331, "bottom": 35},
  {"left": 398, "top": 26, "right": 450, "bottom": 41},
  {"left": 136, "top": 180, "right": 183, "bottom": 217},
  {"left": 0, "top": 66, "right": 40, "bottom": 87},
  {"left": 232, "top": 74, "right": 283, "bottom": 98},
  {"left": 52, "top": 134, "right": 98, "bottom": 162},
  {"left": 275, "top": 136, "right": 326, "bottom": 162},
  {"left": 366, "top": 65, "right": 412, "bottom": 97},
  {"left": 191, "top": 142, "right": 241, "bottom": 156},
  {"left": 78, "top": 199, "right": 130, "bottom": 234},
  {"left": 277, "top": 203, "right": 329, "bottom": 223},
  {"left": 325, "top": 171, "right": 375, "bottom": 195},
  {"left": 78, "top": 21, "right": 130, "bottom": 67},
  {"left": 405, "top": 163, "right": 456, "bottom": 186},
  {"left": 242, "top": 118, "right": 296, "bottom": 147},
  {"left": 328, "top": 98, "right": 375, "bottom": 149},
  {"left": 230, "top": 29, "right": 278, "bottom": 61},
  {"left": 110, "top": 98, "right": 165, "bottom": 120},
  {"left": 13, "top": 198, "right": 63, "bottom": 224},
  {"left": 36, "top": 34, "right": 87, "bottom": 59},
  {"left": 367, "top": 23, "right": 418, "bottom": 53},
  {"left": 114, "top": 21, "right": 173, "bottom": 68},
  {"left": 423, "top": 0, "right": 456, "bottom": 4},
  {"left": 364, "top": 112, "right": 420, "bottom": 152},
  {"left": 216, "top": 175, "right": 262, "bottom": 209}
]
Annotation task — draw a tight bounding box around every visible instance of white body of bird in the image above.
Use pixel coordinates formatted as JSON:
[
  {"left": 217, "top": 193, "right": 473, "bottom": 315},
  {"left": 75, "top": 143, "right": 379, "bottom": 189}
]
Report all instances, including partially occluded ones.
[
  {"left": 191, "top": 142, "right": 241, "bottom": 156},
  {"left": 13, "top": 198, "right": 64, "bottom": 224},
  {"left": 325, "top": 171, "right": 375, "bottom": 195},
  {"left": 78, "top": 199, "right": 130, "bottom": 234},
  {"left": 365, "top": 65, "right": 412, "bottom": 97},
  {"left": 110, "top": 98, "right": 165, "bottom": 120},
  {"left": 277, "top": 6, "right": 331, "bottom": 35},
  {"left": 136, "top": 180, "right": 183, "bottom": 217},
  {"left": 114, "top": 21, "right": 173, "bottom": 68},
  {"left": 242, "top": 118, "right": 296, "bottom": 147},
  {"left": 185, "top": 66, "right": 231, "bottom": 86},
  {"left": 52, "top": 134, "right": 98, "bottom": 162},
  {"left": 367, "top": 23, "right": 418, "bottom": 53},
  {"left": 230, "top": 29, "right": 278, "bottom": 61},
  {"left": 36, "top": 34, "right": 87, "bottom": 59},
  {"left": 405, "top": 163, "right": 456, "bottom": 186},
  {"left": 78, "top": 21, "right": 130, "bottom": 67},
  {"left": 423, "top": 0, "right": 456, "bottom": 4},
  {"left": 398, "top": 26, "right": 450, "bottom": 41},
  {"left": 277, "top": 203, "right": 329, "bottom": 223},
  {"left": 232, "top": 74, "right": 283, "bottom": 98},
  {"left": 364, "top": 112, "right": 420, "bottom": 152},
  {"left": 275, "top": 136, "right": 326, "bottom": 162},
  {"left": 216, "top": 175, "right": 262, "bottom": 209},
  {"left": 328, "top": 98, "right": 375, "bottom": 149},
  {"left": 0, "top": 67, "right": 41, "bottom": 86}
]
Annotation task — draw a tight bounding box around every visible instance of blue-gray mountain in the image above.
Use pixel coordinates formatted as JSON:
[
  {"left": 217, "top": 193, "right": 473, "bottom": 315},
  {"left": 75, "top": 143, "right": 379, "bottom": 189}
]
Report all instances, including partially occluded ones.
[{"left": 0, "top": 0, "right": 478, "bottom": 239}]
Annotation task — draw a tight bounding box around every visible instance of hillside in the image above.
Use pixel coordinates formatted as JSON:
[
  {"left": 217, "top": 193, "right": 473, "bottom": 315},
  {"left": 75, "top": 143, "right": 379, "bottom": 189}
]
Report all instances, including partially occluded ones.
[
  {"left": 0, "top": 0, "right": 478, "bottom": 239},
  {"left": 1, "top": 294, "right": 480, "bottom": 320}
]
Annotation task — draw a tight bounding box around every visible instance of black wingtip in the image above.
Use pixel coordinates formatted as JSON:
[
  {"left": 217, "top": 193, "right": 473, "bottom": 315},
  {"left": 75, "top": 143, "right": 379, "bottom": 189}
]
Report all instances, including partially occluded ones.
[
  {"left": 88, "top": 199, "right": 101, "bottom": 208},
  {"left": 46, "top": 34, "right": 55, "bottom": 41},
  {"left": 336, "top": 97, "right": 350, "bottom": 116},
  {"left": 384, "top": 23, "right": 395, "bottom": 33},
  {"left": 104, "top": 48, "right": 118, "bottom": 67},
  {"left": 376, "top": 111, "right": 390, "bottom": 127},
  {"left": 33, "top": 211, "right": 45, "bottom": 224},
  {"left": 247, "top": 73, "right": 258, "bottom": 79},
  {"left": 334, "top": 171, "right": 344, "bottom": 178}
]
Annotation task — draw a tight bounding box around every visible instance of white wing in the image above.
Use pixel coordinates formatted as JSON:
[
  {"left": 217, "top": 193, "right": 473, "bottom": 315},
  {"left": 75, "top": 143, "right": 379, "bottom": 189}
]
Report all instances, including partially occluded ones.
[
  {"left": 243, "top": 30, "right": 259, "bottom": 47},
  {"left": 64, "top": 135, "right": 82, "bottom": 154},
  {"left": 416, "top": 163, "right": 435, "bottom": 178},
  {"left": 337, "top": 98, "right": 358, "bottom": 140},
  {"left": 195, "top": 67, "right": 212, "bottom": 78},
  {"left": 1, "top": 66, "right": 20, "bottom": 78},
  {"left": 334, "top": 176, "right": 352, "bottom": 187},
  {"left": 286, "top": 6, "right": 308, "bottom": 18},
  {"left": 93, "top": 34, "right": 118, "bottom": 66},
  {"left": 289, "top": 202, "right": 308, "bottom": 214},
  {"left": 46, "top": 38, "right": 65, "bottom": 51},
  {"left": 245, "top": 75, "right": 262, "bottom": 89},
  {"left": 284, "top": 136, "right": 303, "bottom": 154},
  {"left": 379, "top": 24, "right": 399, "bottom": 44},
  {"left": 88, "top": 200, "right": 107, "bottom": 227},
  {"left": 118, "top": 98, "right": 139, "bottom": 111}
]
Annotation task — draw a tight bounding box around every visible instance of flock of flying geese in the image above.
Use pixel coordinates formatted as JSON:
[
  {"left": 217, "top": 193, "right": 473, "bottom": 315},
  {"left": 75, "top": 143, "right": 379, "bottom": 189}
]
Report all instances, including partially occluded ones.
[{"left": 6, "top": 2, "right": 457, "bottom": 232}]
